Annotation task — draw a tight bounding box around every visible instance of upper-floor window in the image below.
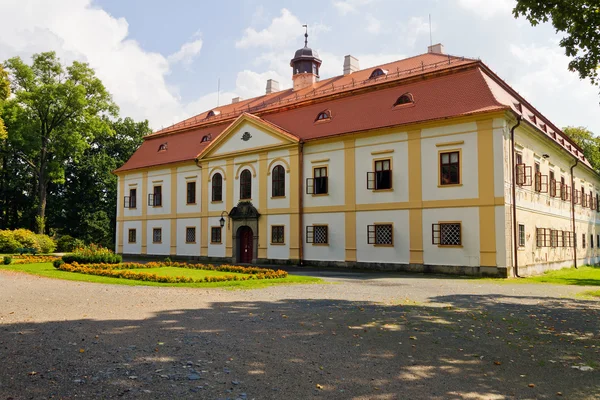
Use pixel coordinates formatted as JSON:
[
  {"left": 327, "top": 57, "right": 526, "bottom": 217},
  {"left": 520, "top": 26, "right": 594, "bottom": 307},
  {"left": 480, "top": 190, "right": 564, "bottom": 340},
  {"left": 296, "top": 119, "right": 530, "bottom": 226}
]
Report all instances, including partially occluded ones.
[
  {"left": 149, "top": 185, "right": 162, "bottom": 207},
  {"left": 549, "top": 171, "right": 556, "bottom": 197},
  {"left": 124, "top": 188, "right": 137, "bottom": 209},
  {"left": 533, "top": 162, "right": 547, "bottom": 193},
  {"left": 315, "top": 110, "right": 331, "bottom": 122},
  {"left": 367, "top": 159, "right": 392, "bottom": 190},
  {"left": 240, "top": 169, "right": 252, "bottom": 199},
  {"left": 272, "top": 165, "right": 285, "bottom": 197},
  {"left": 212, "top": 173, "right": 223, "bottom": 202},
  {"left": 440, "top": 151, "right": 460, "bottom": 185},
  {"left": 369, "top": 68, "right": 387, "bottom": 79},
  {"left": 393, "top": 93, "right": 414, "bottom": 107},
  {"left": 186, "top": 181, "right": 196, "bottom": 204},
  {"left": 307, "top": 167, "right": 328, "bottom": 195}
]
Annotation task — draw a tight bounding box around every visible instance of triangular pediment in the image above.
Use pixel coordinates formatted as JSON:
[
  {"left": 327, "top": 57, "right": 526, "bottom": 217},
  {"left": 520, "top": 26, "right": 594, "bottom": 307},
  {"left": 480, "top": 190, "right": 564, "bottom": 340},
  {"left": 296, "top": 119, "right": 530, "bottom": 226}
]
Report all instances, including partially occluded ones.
[{"left": 197, "top": 113, "right": 299, "bottom": 160}]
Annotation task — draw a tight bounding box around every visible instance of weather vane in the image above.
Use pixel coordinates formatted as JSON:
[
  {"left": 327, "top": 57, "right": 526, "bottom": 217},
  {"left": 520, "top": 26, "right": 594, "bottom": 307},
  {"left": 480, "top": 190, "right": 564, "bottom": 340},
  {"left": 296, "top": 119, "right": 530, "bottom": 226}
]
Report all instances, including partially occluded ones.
[{"left": 302, "top": 24, "right": 308, "bottom": 47}]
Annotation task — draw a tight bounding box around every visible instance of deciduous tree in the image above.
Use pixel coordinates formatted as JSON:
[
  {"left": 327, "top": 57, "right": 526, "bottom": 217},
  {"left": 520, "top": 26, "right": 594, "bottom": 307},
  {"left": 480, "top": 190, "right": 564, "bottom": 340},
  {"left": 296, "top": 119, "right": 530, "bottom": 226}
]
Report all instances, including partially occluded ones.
[{"left": 563, "top": 126, "right": 600, "bottom": 172}]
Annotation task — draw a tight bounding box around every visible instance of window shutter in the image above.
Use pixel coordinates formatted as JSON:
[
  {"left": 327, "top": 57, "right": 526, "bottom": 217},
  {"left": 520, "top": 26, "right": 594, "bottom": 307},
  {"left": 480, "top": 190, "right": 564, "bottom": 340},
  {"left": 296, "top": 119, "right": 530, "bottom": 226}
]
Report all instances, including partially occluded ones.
[
  {"left": 148, "top": 194, "right": 154, "bottom": 206},
  {"left": 432, "top": 224, "right": 441, "bottom": 245},
  {"left": 306, "top": 178, "right": 314, "bottom": 194},
  {"left": 306, "top": 226, "right": 314, "bottom": 243},
  {"left": 367, "top": 225, "right": 376, "bottom": 244},
  {"left": 550, "top": 179, "right": 557, "bottom": 197},
  {"left": 367, "top": 172, "right": 375, "bottom": 190},
  {"left": 534, "top": 173, "right": 541, "bottom": 192},
  {"left": 124, "top": 196, "right": 130, "bottom": 208},
  {"left": 539, "top": 175, "right": 548, "bottom": 193}
]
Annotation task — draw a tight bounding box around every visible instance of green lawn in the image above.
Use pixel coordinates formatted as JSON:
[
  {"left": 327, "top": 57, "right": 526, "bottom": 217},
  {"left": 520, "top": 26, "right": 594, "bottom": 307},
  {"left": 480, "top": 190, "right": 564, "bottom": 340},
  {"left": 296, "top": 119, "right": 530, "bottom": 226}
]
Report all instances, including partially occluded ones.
[{"left": 0, "top": 263, "right": 323, "bottom": 289}]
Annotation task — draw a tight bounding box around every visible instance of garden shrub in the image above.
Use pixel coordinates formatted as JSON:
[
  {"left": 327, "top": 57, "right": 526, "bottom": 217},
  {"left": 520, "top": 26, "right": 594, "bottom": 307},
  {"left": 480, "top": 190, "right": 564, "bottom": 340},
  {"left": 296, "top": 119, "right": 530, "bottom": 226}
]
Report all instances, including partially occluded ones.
[
  {"left": 0, "top": 231, "right": 20, "bottom": 253},
  {"left": 12, "top": 229, "right": 41, "bottom": 253},
  {"left": 12, "top": 255, "right": 59, "bottom": 264},
  {"left": 56, "top": 235, "right": 84, "bottom": 252},
  {"left": 62, "top": 243, "right": 122, "bottom": 264},
  {"left": 53, "top": 259, "right": 64, "bottom": 269},
  {"left": 3, "top": 256, "right": 12, "bottom": 265},
  {"left": 35, "top": 234, "right": 56, "bottom": 254}
]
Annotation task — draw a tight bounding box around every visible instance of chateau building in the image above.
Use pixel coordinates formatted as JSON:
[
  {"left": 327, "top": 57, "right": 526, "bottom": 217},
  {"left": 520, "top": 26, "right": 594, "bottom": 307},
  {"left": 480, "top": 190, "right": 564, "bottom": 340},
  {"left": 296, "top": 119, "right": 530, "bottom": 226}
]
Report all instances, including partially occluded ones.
[{"left": 115, "top": 38, "right": 600, "bottom": 276}]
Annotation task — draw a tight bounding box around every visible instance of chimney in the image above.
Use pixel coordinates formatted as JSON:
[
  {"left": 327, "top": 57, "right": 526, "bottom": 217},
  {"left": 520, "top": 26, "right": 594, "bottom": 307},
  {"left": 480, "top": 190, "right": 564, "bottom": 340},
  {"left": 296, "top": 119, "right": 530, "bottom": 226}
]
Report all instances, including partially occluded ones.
[
  {"left": 343, "top": 55, "right": 360, "bottom": 75},
  {"left": 266, "top": 79, "right": 280, "bottom": 94},
  {"left": 427, "top": 43, "right": 445, "bottom": 54},
  {"left": 232, "top": 97, "right": 242, "bottom": 104}
]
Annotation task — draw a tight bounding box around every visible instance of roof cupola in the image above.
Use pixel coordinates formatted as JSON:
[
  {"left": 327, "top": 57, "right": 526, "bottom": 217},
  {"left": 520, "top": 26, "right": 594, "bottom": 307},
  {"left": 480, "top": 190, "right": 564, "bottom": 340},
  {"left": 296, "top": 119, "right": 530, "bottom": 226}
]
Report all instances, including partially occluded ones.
[{"left": 290, "top": 25, "right": 322, "bottom": 91}]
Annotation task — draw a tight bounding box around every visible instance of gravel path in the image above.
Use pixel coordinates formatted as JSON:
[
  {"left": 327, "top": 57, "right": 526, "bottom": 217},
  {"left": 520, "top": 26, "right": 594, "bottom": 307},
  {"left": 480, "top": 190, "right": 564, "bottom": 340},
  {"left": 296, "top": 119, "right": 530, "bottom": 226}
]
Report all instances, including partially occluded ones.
[{"left": 1, "top": 268, "right": 599, "bottom": 400}]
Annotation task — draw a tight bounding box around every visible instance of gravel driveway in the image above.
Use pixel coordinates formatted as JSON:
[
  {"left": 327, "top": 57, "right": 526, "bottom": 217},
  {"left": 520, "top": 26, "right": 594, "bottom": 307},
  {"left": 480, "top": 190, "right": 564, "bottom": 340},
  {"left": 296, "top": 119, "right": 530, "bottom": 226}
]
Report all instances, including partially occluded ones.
[{"left": 1, "top": 268, "right": 599, "bottom": 400}]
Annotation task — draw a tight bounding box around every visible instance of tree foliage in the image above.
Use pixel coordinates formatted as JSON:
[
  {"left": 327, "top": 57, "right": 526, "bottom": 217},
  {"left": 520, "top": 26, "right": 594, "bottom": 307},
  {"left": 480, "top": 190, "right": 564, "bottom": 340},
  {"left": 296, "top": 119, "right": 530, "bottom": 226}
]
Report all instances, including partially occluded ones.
[
  {"left": 563, "top": 126, "right": 600, "bottom": 172},
  {"left": 0, "top": 64, "right": 9, "bottom": 140},
  {"left": 3, "top": 52, "right": 118, "bottom": 232},
  {"left": 514, "top": 1, "right": 600, "bottom": 88}
]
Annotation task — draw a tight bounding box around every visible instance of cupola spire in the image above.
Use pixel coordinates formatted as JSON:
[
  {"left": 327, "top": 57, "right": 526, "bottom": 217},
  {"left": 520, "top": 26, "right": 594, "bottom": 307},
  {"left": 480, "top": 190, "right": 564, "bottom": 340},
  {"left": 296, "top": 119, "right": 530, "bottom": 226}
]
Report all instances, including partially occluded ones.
[
  {"left": 290, "top": 25, "right": 322, "bottom": 91},
  {"left": 303, "top": 24, "right": 308, "bottom": 47}
]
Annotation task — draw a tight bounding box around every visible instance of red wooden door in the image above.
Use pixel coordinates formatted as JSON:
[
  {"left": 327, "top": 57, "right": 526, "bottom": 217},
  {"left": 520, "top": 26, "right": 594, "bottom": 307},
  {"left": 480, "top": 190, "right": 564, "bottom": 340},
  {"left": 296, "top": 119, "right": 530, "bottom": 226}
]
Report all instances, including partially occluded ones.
[{"left": 239, "top": 227, "right": 253, "bottom": 263}]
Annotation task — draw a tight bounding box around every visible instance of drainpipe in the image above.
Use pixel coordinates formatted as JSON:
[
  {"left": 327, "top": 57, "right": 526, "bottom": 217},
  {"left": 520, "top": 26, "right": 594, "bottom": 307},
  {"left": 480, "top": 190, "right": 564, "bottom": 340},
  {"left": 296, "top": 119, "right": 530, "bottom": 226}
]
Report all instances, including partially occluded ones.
[
  {"left": 570, "top": 158, "right": 578, "bottom": 269},
  {"left": 510, "top": 116, "right": 522, "bottom": 277},
  {"left": 298, "top": 142, "right": 305, "bottom": 266}
]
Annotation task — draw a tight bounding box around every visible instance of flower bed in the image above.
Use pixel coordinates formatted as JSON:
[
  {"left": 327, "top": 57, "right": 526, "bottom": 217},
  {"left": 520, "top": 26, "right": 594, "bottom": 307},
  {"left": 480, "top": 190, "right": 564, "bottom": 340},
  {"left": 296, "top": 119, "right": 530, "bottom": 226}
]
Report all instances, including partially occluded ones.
[
  {"left": 62, "top": 244, "right": 122, "bottom": 264},
  {"left": 56, "top": 261, "right": 288, "bottom": 284},
  {"left": 13, "top": 255, "right": 60, "bottom": 264}
]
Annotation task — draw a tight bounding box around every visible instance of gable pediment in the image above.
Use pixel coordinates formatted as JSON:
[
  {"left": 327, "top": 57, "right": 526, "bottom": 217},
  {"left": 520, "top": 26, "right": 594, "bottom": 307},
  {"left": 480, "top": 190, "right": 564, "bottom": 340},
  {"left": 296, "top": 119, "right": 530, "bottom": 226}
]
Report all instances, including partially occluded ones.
[{"left": 197, "top": 113, "right": 298, "bottom": 160}]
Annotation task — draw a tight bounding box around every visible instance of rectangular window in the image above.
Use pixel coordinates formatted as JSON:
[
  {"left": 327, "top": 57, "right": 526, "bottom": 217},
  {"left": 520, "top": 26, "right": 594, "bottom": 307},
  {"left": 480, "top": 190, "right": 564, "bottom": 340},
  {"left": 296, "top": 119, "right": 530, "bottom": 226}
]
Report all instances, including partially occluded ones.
[
  {"left": 549, "top": 172, "right": 557, "bottom": 197},
  {"left": 306, "top": 225, "right": 328, "bottom": 244},
  {"left": 536, "top": 228, "right": 548, "bottom": 247},
  {"left": 152, "top": 228, "right": 162, "bottom": 243},
  {"left": 432, "top": 223, "right": 462, "bottom": 246},
  {"left": 125, "top": 188, "right": 137, "bottom": 209},
  {"left": 149, "top": 185, "right": 162, "bottom": 207},
  {"left": 518, "top": 224, "right": 525, "bottom": 247},
  {"left": 582, "top": 233, "right": 586, "bottom": 249},
  {"left": 440, "top": 151, "right": 460, "bottom": 185},
  {"left": 211, "top": 227, "right": 222, "bottom": 244},
  {"left": 271, "top": 225, "right": 285, "bottom": 244},
  {"left": 367, "top": 224, "right": 393, "bottom": 245},
  {"left": 128, "top": 229, "right": 136, "bottom": 243},
  {"left": 367, "top": 159, "right": 392, "bottom": 190},
  {"left": 534, "top": 162, "right": 541, "bottom": 192},
  {"left": 597, "top": 234, "right": 599, "bottom": 248},
  {"left": 307, "top": 167, "right": 328, "bottom": 195},
  {"left": 550, "top": 229, "right": 559, "bottom": 248},
  {"left": 186, "top": 181, "right": 196, "bottom": 204},
  {"left": 186, "top": 227, "right": 196, "bottom": 243},
  {"left": 591, "top": 234, "right": 594, "bottom": 249}
]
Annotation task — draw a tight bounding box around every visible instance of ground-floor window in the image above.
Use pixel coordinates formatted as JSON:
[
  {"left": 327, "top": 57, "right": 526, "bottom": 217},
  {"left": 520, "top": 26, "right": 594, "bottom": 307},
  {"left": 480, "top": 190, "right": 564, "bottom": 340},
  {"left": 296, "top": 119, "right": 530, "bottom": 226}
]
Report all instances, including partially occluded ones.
[
  {"left": 518, "top": 224, "right": 525, "bottom": 247},
  {"left": 128, "top": 229, "right": 136, "bottom": 243},
  {"left": 211, "top": 227, "right": 222, "bottom": 244},
  {"left": 550, "top": 230, "right": 559, "bottom": 248},
  {"left": 271, "top": 225, "right": 284, "bottom": 244},
  {"left": 582, "top": 233, "right": 586, "bottom": 249},
  {"left": 367, "top": 224, "right": 393, "bottom": 245},
  {"left": 432, "top": 223, "right": 461, "bottom": 246},
  {"left": 186, "top": 227, "right": 196, "bottom": 243},
  {"left": 306, "top": 225, "right": 328, "bottom": 245},
  {"left": 152, "top": 228, "right": 162, "bottom": 243},
  {"left": 591, "top": 234, "right": 594, "bottom": 249}
]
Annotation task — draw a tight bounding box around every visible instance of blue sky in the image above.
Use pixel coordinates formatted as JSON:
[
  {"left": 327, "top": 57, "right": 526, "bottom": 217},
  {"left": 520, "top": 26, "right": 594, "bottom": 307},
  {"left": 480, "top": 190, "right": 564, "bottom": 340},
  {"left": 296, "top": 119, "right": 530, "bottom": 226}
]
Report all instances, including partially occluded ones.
[{"left": 1, "top": 0, "right": 598, "bottom": 133}]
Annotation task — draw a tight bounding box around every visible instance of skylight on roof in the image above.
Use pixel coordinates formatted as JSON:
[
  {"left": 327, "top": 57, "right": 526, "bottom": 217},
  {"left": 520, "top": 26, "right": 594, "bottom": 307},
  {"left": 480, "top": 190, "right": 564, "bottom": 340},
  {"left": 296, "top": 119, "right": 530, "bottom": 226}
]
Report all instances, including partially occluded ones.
[
  {"left": 369, "top": 68, "right": 388, "bottom": 79},
  {"left": 315, "top": 110, "right": 332, "bottom": 122}
]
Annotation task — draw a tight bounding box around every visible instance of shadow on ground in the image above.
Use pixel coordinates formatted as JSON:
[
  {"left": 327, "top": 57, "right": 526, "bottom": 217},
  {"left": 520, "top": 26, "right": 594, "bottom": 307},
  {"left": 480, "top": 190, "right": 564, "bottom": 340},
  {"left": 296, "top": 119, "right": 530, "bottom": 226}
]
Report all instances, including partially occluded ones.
[{"left": 1, "top": 294, "right": 599, "bottom": 399}]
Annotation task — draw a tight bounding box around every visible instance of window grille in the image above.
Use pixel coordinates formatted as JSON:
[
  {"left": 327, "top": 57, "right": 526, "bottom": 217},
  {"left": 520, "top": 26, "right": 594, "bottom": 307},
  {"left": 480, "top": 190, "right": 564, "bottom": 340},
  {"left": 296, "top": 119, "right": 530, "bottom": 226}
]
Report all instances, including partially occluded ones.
[
  {"left": 432, "top": 223, "right": 461, "bottom": 246},
  {"left": 440, "top": 151, "right": 460, "bottom": 185},
  {"left": 516, "top": 163, "right": 532, "bottom": 186},
  {"left": 240, "top": 169, "right": 252, "bottom": 199},
  {"left": 306, "top": 225, "right": 328, "bottom": 244},
  {"left": 212, "top": 173, "right": 223, "bottom": 202},
  {"left": 128, "top": 229, "right": 136, "bottom": 243},
  {"left": 367, "top": 159, "right": 392, "bottom": 190},
  {"left": 186, "top": 227, "right": 196, "bottom": 243},
  {"left": 149, "top": 186, "right": 162, "bottom": 207},
  {"left": 186, "top": 181, "right": 196, "bottom": 204},
  {"left": 272, "top": 165, "right": 285, "bottom": 197},
  {"left": 271, "top": 226, "right": 284, "bottom": 244},
  {"left": 367, "top": 224, "right": 393, "bottom": 245},
  {"left": 211, "top": 227, "right": 222, "bottom": 243},
  {"left": 518, "top": 224, "right": 525, "bottom": 247},
  {"left": 307, "top": 167, "right": 328, "bottom": 195},
  {"left": 152, "top": 228, "right": 162, "bottom": 243}
]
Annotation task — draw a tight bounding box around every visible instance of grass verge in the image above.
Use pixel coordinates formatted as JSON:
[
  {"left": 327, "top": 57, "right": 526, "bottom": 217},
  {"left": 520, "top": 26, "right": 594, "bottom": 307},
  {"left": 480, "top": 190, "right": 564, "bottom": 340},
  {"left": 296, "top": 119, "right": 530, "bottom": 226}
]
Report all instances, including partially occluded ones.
[{"left": 0, "top": 263, "right": 323, "bottom": 289}]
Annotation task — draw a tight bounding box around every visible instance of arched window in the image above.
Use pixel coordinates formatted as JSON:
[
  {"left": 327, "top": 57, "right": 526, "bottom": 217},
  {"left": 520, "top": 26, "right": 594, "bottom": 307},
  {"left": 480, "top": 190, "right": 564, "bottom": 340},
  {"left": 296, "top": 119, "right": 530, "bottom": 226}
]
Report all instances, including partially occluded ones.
[
  {"left": 201, "top": 134, "right": 212, "bottom": 143},
  {"left": 240, "top": 169, "right": 252, "bottom": 200},
  {"left": 369, "top": 68, "right": 387, "bottom": 79},
  {"left": 206, "top": 110, "right": 220, "bottom": 118},
  {"left": 158, "top": 143, "right": 168, "bottom": 152},
  {"left": 272, "top": 165, "right": 285, "bottom": 197},
  {"left": 315, "top": 110, "right": 331, "bottom": 122},
  {"left": 393, "top": 93, "right": 414, "bottom": 107},
  {"left": 212, "top": 173, "right": 222, "bottom": 202}
]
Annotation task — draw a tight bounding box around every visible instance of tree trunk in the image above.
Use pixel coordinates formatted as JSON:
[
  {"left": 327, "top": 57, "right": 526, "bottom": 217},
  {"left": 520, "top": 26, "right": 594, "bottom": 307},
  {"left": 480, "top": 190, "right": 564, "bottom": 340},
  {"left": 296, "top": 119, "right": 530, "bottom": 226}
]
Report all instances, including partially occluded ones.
[{"left": 37, "top": 173, "right": 47, "bottom": 234}]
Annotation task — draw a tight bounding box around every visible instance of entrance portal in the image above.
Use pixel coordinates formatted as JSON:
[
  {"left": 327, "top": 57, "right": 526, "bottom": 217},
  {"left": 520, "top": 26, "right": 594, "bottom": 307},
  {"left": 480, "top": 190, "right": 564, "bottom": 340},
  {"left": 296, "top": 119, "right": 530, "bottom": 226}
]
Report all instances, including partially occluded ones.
[{"left": 237, "top": 226, "right": 254, "bottom": 263}]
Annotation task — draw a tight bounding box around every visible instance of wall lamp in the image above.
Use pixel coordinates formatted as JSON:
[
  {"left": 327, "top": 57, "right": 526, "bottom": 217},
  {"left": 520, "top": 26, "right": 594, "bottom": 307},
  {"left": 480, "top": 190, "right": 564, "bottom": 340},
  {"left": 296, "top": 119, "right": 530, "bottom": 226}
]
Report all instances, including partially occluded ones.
[{"left": 219, "top": 211, "right": 230, "bottom": 230}]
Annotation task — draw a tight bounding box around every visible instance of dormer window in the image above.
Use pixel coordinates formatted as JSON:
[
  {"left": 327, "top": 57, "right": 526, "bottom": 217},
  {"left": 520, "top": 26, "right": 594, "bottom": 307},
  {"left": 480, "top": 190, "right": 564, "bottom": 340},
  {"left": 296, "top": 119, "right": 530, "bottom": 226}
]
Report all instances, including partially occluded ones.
[
  {"left": 393, "top": 93, "right": 414, "bottom": 107},
  {"left": 201, "top": 134, "right": 212, "bottom": 143},
  {"left": 158, "top": 143, "right": 168, "bottom": 152},
  {"left": 369, "top": 68, "right": 387, "bottom": 79},
  {"left": 206, "top": 110, "right": 221, "bottom": 118},
  {"left": 315, "top": 110, "right": 332, "bottom": 122}
]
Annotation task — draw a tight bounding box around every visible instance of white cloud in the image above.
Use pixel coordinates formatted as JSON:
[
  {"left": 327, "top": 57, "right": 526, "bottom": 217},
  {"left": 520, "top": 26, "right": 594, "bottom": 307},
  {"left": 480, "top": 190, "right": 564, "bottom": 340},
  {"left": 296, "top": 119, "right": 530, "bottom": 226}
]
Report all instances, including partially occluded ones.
[
  {"left": 456, "top": 0, "right": 514, "bottom": 19},
  {"left": 167, "top": 38, "right": 203, "bottom": 67},
  {"left": 366, "top": 14, "right": 381, "bottom": 34},
  {"left": 332, "top": 0, "right": 376, "bottom": 15}
]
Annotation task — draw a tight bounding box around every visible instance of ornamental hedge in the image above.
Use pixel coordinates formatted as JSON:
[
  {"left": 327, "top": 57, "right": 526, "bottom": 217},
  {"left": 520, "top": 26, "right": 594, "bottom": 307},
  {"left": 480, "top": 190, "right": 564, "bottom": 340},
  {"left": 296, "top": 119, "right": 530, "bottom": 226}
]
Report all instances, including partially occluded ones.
[
  {"left": 55, "top": 261, "right": 288, "bottom": 283},
  {"left": 62, "top": 244, "right": 122, "bottom": 264}
]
